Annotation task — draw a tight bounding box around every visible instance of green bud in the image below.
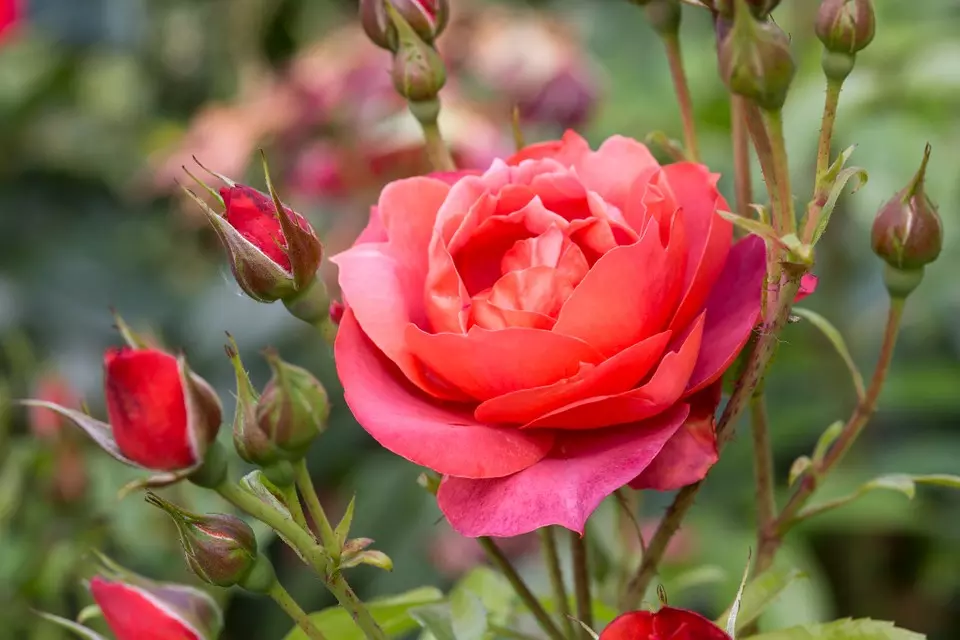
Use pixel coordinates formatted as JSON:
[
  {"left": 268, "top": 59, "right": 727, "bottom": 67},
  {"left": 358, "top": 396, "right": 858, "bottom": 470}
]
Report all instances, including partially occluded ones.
[
  {"left": 385, "top": 0, "right": 447, "bottom": 102},
  {"left": 816, "top": 0, "right": 876, "bottom": 55},
  {"left": 256, "top": 351, "right": 330, "bottom": 461},
  {"left": 146, "top": 493, "right": 258, "bottom": 588},
  {"left": 225, "top": 336, "right": 281, "bottom": 467},
  {"left": 718, "top": 0, "right": 796, "bottom": 111}
]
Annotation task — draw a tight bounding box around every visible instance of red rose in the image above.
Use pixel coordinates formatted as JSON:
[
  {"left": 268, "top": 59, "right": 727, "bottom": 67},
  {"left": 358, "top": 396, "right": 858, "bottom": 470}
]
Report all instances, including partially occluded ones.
[
  {"left": 600, "top": 608, "right": 731, "bottom": 640},
  {"left": 333, "top": 131, "right": 767, "bottom": 537},
  {"left": 24, "top": 345, "right": 222, "bottom": 481}
]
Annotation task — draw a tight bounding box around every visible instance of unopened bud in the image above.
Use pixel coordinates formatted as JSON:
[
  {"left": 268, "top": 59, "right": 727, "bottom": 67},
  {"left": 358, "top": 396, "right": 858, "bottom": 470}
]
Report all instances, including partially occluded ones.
[
  {"left": 718, "top": 0, "right": 795, "bottom": 111},
  {"left": 256, "top": 351, "right": 330, "bottom": 461},
  {"left": 872, "top": 144, "right": 942, "bottom": 297},
  {"left": 146, "top": 493, "right": 260, "bottom": 589},
  {"left": 389, "top": 10, "right": 447, "bottom": 103},
  {"left": 361, "top": 0, "right": 449, "bottom": 52},
  {"left": 815, "top": 0, "right": 876, "bottom": 55}
]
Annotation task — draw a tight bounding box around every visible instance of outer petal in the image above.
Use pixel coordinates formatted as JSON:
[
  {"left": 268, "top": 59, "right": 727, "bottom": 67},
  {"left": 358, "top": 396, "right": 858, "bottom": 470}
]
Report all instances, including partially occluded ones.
[
  {"left": 797, "top": 273, "right": 818, "bottom": 301},
  {"left": 336, "top": 309, "right": 555, "bottom": 478},
  {"left": 355, "top": 207, "right": 386, "bottom": 244},
  {"left": 573, "top": 135, "right": 660, "bottom": 212},
  {"left": 437, "top": 404, "right": 690, "bottom": 537},
  {"left": 527, "top": 314, "right": 705, "bottom": 430},
  {"left": 600, "top": 608, "right": 731, "bottom": 640},
  {"left": 475, "top": 330, "right": 672, "bottom": 425},
  {"left": 104, "top": 348, "right": 194, "bottom": 471},
  {"left": 684, "top": 235, "right": 766, "bottom": 395},
  {"left": 91, "top": 578, "right": 203, "bottom": 640},
  {"left": 598, "top": 611, "right": 655, "bottom": 640},
  {"left": 630, "top": 382, "right": 722, "bottom": 490},
  {"left": 506, "top": 130, "right": 591, "bottom": 167}
]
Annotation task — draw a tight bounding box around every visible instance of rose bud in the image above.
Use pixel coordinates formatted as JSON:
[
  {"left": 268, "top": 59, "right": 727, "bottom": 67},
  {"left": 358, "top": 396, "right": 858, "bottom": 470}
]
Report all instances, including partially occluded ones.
[
  {"left": 146, "top": 492, "right": 274, "bottom": 591},
  {"left": 719, "top": 2, "right": 795, "bottom": 111},
  {"left": 22, "top": 326, "right": 222, "bottom": 489},
  {"left": 387, "top": 5, "right": 447, "bottom": 104},
  {"left": 816, "top": 0, "right": 876, "bottom": 55},
  {"left": 361, "top": 0, "right": 449, "bottom": 52},
  {"left": 183, "top": 161, "right": 325, "bottom": 316},
  {"left": 38, "top": 556, "right": 224, "bottom": 640},
  {"left": 255, "top": 351, "right": 331, "bottom": 461},
  {"left": 600, "top": 607, "right": 731, "bottom": 640},
  {"left": 872, "top": 144, "right": 943, "bottom": 298}
]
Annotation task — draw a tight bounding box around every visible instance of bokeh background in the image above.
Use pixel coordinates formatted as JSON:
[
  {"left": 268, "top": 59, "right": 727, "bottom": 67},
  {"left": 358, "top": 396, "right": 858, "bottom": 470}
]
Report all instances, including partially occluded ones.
[{"left": 1, "top": 0, "right": 958, "bottom": 638}]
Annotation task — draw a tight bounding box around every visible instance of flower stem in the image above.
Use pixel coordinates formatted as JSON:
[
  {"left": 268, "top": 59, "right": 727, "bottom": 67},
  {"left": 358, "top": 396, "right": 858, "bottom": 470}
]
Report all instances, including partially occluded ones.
[
  {"left": 539, "top": 528, "right": 574, "bottom": 639},
  {"left": 816, "top": 79, "right": 843, "bottom": 182},
  {"left": 731, "top": 96, "right": 753, "bottom": 217},
  {"left": 283, "top": 483, "right": 310, "bottom": 532},
  {"left": 762, "top": 108, "right": 796, "bottom": 237},
  {"left": 662, "top": 34, "right": 700, "bottom": 162},
  {"left": 409, "top": 98, "right": 456, "bottom": 172},
  {"left": 268, "top": 580, "right": 329, "bottom": 640},
  {"left": 295, "top": 458, "right": 341, "bottom": 563},
  {"left": 750, "top": 388, "right": 777, "bottom": 566},
  {"left": 570, "top": 531, "right": 593, "bottom": 638},
  {"left": 622, "top": 271, "right": 805, "bottom": 607},
  {"left": 478, "top": 537, "right": 566, "bottom": 640}
]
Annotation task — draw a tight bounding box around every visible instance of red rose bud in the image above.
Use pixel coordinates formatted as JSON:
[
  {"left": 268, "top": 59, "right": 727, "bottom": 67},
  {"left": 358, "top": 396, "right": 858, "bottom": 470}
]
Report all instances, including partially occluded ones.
[
  {"left": 872, "top": 144, "right": 942, "bottom": 297},
  {"left": 600, "top": 607, "right": 731, "bottom": 640},
  {"left": 146, "top": 493, "right": 271, "bottom": 590},
  {"left": 816, "top": 0, "right": 876, "bottom": 55},
  {"left": 361, "top": 0, "right": 449, "bottom": 52},
  {"left": 388, "top": 6, "right": 447, "bottom": 103},
  {"left": 255, "top": 351, "right": 330, "bottom": 461},
  {"left": 719, "top": 1, "right": 795, "bottom": 110}
]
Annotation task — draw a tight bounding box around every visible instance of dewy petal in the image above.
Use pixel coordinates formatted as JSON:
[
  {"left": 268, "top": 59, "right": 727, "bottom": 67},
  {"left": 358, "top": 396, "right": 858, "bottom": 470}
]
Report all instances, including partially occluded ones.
[
  {"left": 573, "top": 135, "right": 660, "bottom": 212},
  {"left": 684, "top": 235, "right": 766, "bottom": 395},
  {"left": 525, "top": 313, "right": 705, "bottom": 430},
  {"left": 475, "top": 330, "right": 672, "bottom": 425},
  {"left": 437, "top": 404, "right": 690, "bottom": 537},
  {"left": 104, "top": 348, "right": 195, "bottom": 471},
  {"left": 553, "top": 219, "right": 685, "bottom": 357},
  {"left": 336, "top": 309, "right": 555, "bottom": 478},
  {"left": 406, "top": 324, "right": 603, "bottom": 402},
  {"left": 630, "top": 382, "right": 722, "bottom": 491},
  {"left": 663, "top": 162, "right": 735, "bottom": 333},
  {"left": 90, "top": 577, "right": 204, "bottom": 640}
]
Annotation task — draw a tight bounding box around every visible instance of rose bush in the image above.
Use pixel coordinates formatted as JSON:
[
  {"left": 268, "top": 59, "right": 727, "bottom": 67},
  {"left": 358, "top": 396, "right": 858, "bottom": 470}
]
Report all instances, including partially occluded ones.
[{"left": 333, "top": 131, "right": 770, "bottom": 537}]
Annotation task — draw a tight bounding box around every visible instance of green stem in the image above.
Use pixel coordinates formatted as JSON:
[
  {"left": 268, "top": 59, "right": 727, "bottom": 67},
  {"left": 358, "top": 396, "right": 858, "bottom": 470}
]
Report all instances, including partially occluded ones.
[
  {"left": 731, "top": 96, "right": 753, "bottom": 218},
  {"left": 409, "top": 98, "right": 456, "bottom": 172},
  {"left": 750, "top": 389, "right": 777, "bottom": 575},
  {"left": 816, "top": 79, "right": 843, "bottom": 182},
  {"left": 216, "top": 482, "right": 387, "bottom": 640},
  {"left": 539, "top": 528, "right": 574, "bottom": 639},
  {"left": 662, "top": 34, "right": 700, "bottom": 162},
  {"left": 478, "top": 537, "right": 566, "bottom": 640},
  {"left": 570, "top": 532, "right": 593, "bottom": 638},
  {"left": 762, "top": 108, "right": 796, "bottom": 237},
  {"left": 295, "top": 458, "right": 341, "bottom": 562},
  {"left": 283, "top": 484, "right": 310, "bottom": 533},
  {"left": 268, "top": 580, "right": 329, "bottom": 640}
]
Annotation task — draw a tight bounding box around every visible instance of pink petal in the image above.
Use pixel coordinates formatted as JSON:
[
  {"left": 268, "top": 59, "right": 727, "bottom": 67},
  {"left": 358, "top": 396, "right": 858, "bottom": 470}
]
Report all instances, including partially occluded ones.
[
  {"left": 525, "top": 313, "right": 705, "bottom": 430},
  {"left": 475, "top": 330, "right": 672, "bottom": 425},
  {"left": 630, "top": 383, "right": 722, "bottom": 490},
  {"left": 797, "top": 273, "right": 818, "bottom": 301},
  {"left": 336, "top": 309, "right": 554, "bottom": 478},
  {"left": 573, "top": 136, "right": 660, "bottom": 213},
  {"left": 684, "top": 235, "right": 766, "bottom": 395},
  {"left": 355, "top": 207, "right": 386, "bottom": 244},
  {"left": 437, "top": 404, "right": 691, "bottom": 537},
  {"left": 406, "top": 324, "right": 603, "bottom": 402},
  {"left": 553, "top": 219, "right": 686, "bottom": 357},
  {"left": 428, "top": 169, "right": 482, "bottom": 186},
  {"left": 506, "top": 130, "right": 591, "bottom": 167}
]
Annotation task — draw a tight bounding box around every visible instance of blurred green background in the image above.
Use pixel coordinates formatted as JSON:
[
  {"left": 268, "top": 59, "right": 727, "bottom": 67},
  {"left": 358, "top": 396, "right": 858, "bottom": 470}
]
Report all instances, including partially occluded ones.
[{"left": 1, "top": 0, "right": 958, "bottom": 638}]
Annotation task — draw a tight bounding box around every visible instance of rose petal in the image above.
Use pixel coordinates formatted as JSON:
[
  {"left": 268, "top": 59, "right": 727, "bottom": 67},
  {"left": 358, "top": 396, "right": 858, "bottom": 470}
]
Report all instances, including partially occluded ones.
[
  {"left": 574, "top": 136, "right": 660, "bottom": 212},
  {"left": 600, "top": 608, "right": 731, "bottom": 640},
  {"left": 406, "top": 324, "right": 603, "bottom": 401},
  {"left": 437, "top": 404, "right": 690, "bottom": 537},
  {"left": 553, "top": 218, "right": 685, "bottom": 357},
  {"left": 336, "top": 309, "right": 554, "bottom": 478},
  {"left": 429, "top": 169, "right": 482, "bottom": 186},
  {"left": 355, "top": 206, "right": 386, "bottom": 244},
  {"left": 797, "top": 273, "right": 818, "bottom": 301},
  {"left": 506, "top": 130, "right": 591, "bottom": 167},
  {"left": 525, "top": 313, "right": 705, "bottom": 430},
  {"left": 630, "top": 382, "right": 722, "bottom": 490},
  {"left": 91, "top": 578, "right": 202, "bottom": 640},
  {"left": 684, "top": 235, "right": 766, "bottom": 395},
  {"left": 475, "top": 330, "right": 672, "bottom": 425},
  {"left": 471, "top": 297, "right": 555, "bottom": 330}
]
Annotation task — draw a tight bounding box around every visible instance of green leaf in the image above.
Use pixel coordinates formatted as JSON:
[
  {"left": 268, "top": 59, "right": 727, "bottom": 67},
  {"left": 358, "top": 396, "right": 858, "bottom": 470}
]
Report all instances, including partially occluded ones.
[
  {"left": 717, "top": 210, "right": 783, "bottom": 248},
  {"left": 744, "top": 617, "right": 925, "bottom": 640},
  {"left": 335, "top": 495, "right": 356, "bottom": 547},
  {"left": 789, "top": 456, "right": 813, "bottom": 487},
  {"left": 811, "top": 164, "right": 869, "bottom": 246},
  {"left": 449, "top": 588, "right": 488, "bottom": 640},
  {"left": 35, "top": 613, "right": 109, "bottom": 640},
  {"left": 284, "top": 587, "right": 444, "bottom": 640},
  {"left": 812, "top": 421, "right": 845, "bottom": 466},
  {"left": 726, "top": 553, "right": 753, "bottom": 638},
  {"left": 454, "top": 567, "right": 515, "bottom": 626},
  {"left": 717, "top": 568, "right": 805, "bottom": 634},
  {"left": 793, "top": 308, "right": 866, "bottom": 401},
  {"left": 410, "top": 603, "right": 456, "bottom": 640},
  {"left": 795, "top": 474, "right": 960, "bottom": 523},
  {"left": 668, "top": 565, "right": 727, "bottom": 595}
]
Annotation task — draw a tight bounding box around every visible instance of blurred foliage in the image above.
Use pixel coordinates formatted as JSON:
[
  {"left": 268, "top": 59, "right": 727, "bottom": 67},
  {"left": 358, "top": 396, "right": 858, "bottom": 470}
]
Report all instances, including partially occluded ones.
[{"left": 0, "top": 0, "right": 958, "bottom": 639}]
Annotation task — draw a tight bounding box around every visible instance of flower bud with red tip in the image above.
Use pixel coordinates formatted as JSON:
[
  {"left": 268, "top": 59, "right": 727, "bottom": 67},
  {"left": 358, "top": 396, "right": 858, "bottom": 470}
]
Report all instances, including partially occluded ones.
[
  {"left": 600, "top": 607, "right": 731, "bottom": 640},
  {"left": 719, "top": 0, "right": 795, "bottom": 110},
  {"left": 387, "top": 3, "right": 447, "bottom": 103},
  {"left": 872, "top": 144, "right": 943, "bottom": 297},
  {"left": 816, "top": 0, "right": 876, "bottom": 55},
  {"left": 361, "top": 0, "right": 449, "bottom": 52}
]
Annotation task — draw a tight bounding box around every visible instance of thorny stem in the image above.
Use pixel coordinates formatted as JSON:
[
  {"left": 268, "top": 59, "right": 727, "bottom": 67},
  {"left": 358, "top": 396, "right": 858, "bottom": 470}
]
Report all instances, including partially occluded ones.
[
  {"left": 731, "top": 96, "right": 753, "bottom": 217},
  {"left": 268, "top": 580, "right": 329, "bottom": 640},
  {"left": 539, "top": 528, "right": 575, "bottom": 639},
  {"left": 570, "top": 532, "right": 593, "bottom": 638},
  {"left": 295, "top": 458, "right": 341, "bottom": 563},
  {"left": 662, "top": 34, "right": 700, "bottom": 162},
  {"left": 478, "top": 537, "right": 566, "bottom": 640},
  {"left": 622, "top": 271, "right": 805, "bottom": 607}
]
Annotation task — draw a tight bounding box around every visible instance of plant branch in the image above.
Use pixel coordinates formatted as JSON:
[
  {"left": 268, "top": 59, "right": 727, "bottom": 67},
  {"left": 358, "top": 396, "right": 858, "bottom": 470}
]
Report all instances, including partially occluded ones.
[
  {"left": 763, "top": 108, "right": 796, "bottom": 237},
  {"left": 662, "top": 34, "right": 700, "bottom": 162},
  {"left": 816, "top": 79, "right": 843, "bottom": 183},
  {"left": 539, "top": 528, "right": 574, "bottom": 639},
  {"left": 750, "top": 389, "right": 777, "bottom": 572},
  {"left": 409, "top": 99, "right": 456, "bottom": 171},
  {"left": 478, "top": 537, "right": 566, "bottom": 640},
  {"left": 570, "top": 531, "right": 593, "bottom": 638},
  {"left": 295, "top": 458, "right": 341, "bottom": 562},
  {"left": 731, "top": 96, "right": 753, "bottom": 217},
  {"left": 268, "top": 580, "right": 329, "bottom": 640}
]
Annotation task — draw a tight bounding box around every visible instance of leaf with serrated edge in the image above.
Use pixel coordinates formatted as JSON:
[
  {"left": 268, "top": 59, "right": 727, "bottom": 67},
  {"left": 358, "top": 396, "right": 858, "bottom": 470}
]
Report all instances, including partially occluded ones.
[
  {"left": 794, "top": 308, "right": 866, "bottom": 401},
  {"left": 743, "top": 617, "right": 924, "bottom": 640},
  {"left": 718, "top": 567, "right": 805, "bottom": 634}
]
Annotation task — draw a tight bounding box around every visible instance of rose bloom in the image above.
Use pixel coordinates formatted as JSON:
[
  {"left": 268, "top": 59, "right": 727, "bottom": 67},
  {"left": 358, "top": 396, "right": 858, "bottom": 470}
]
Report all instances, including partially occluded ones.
[
  {"left": 333, "top": 132, "right": 768, "bottom": 537},
  {"left": 600, "top": 607, "right": 731, "bottom": 640}
]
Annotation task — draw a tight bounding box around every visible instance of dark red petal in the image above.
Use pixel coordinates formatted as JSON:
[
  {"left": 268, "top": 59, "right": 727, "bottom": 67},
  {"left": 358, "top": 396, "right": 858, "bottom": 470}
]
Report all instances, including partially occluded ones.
[
  {"left": 91, "top": 577, "right": 201, "bottom": 640},
  {"left": 104, "top": 348, "right": 195, "bottom": 471},
  {"left": 599, "top": 611, "right": 656, "bottom": 640}
]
